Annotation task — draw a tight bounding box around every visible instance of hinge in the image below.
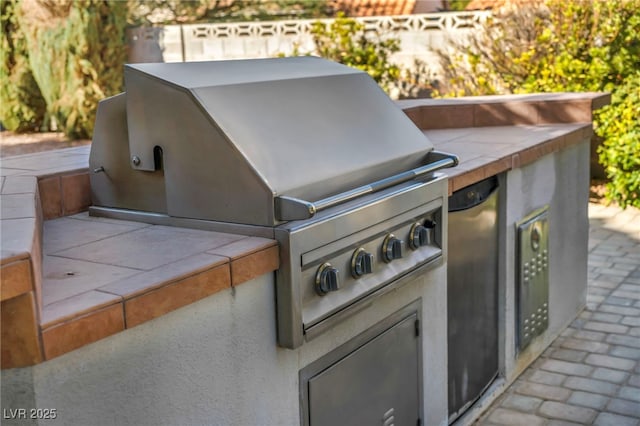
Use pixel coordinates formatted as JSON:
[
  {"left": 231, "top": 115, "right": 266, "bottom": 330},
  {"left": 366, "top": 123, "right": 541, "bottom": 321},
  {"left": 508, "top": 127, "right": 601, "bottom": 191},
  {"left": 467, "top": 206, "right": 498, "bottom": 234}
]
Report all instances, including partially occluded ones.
[{"left": 415, "top": 319, "right": 420, "bottom": 337}]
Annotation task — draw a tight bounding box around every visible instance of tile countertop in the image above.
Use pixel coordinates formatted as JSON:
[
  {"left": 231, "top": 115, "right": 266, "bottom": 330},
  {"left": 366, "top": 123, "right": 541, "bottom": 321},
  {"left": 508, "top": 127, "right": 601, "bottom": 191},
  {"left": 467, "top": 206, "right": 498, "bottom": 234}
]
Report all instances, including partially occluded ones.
[
  {"left": 0, "top": 92, "right": 609, "bottom": 369},
  {"left": 1, "top": 147, "right": 279, "bottom": 368},
  {"left": 427, "top": 123, "right": 592, "bottom": 194}
]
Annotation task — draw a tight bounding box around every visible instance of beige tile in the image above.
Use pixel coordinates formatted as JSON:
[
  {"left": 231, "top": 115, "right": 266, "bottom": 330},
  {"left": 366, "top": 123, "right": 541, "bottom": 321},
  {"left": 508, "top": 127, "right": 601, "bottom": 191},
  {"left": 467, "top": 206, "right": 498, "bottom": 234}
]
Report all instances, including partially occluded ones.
[
  {"left": 98, "top": 253, "right": 227, "bottom": 299},
  {"left": 1, "top": 176, "right": 37, "bottom": 195},
  {"left": 42, "top": 304, "right": 124, "bottom": 360},
  {"left": 438, "top": 140, "right": 513, "bottom": 159},
  {"left": 486, "top": 144, "right": 521, "bottom": 160},
  {"left": 1, "top": 259, "right": 33, "bottom": 301},
  {"left": 31, "top": 165, "right": 88, "bottom": 178},
  {"left": 454, "top": 125, "right": 533, "bottom": 144},
  {"left": 0, "top": 249, "right": 29, "bottom": 265},
  {"left": 61, "top": 173, "right": 91, "bottom": 215},
  {"left": 125, "top": 263, "right": 230, "bottom": 328},
  {"left": 55, "top": 226, "right": 242, "bottom": 271},
  {"left": 0, "top": 155, "right": 39, "bottom": 170},
  {"left": 58, "top": 146, "right": 90, "bottom": 156},
  {"left": 1, "top": 193, "right": 36, "bottom": 219},
  {"left": 1, "top": 168, "right": 31, "bottom": 176},
  {"left": 1, "top": 152, "right": 87, "bottom": 172},
  {"left": 207, "top": 237, "right": 277, "bottom": 260},
  {"left": 153, "top": 225, "right": 244, "bottom": 239},
  {"left": 1, "top": 218, "right": 36, "bottom": 262},
  {"left": 1, "top": 292, "right": 43, "bottom": 368},
  {"left": 38, "top": 176, "right": 62, "bottom": 219},
  {"left": 43, "top": 216, "right": 145, "bottom": 254},
  {"left": 445, "top": 152, "right": 485, "bottom": 172},
  {"left": 424, "top": 128, "right": 475, "bottom": 144},
  {"left": 41, "top": 290, "right": 122, "bottom": 328},
  {"left": 67, "top": 211, "right": 151, "bottom": 229},
  {"left": 42, "top": 255, "right": 140, "bottom": 305},
  {"left": 230, "top": 245, "right": 279, "bottom": 286}
]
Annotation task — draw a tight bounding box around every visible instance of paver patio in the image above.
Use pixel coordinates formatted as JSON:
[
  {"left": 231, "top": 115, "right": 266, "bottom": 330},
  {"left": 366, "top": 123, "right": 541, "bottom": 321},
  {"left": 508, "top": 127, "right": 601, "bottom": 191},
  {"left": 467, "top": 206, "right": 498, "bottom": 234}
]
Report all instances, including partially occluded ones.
[{"left": 478, "top": 203, "right": 640, "bottom": 425}]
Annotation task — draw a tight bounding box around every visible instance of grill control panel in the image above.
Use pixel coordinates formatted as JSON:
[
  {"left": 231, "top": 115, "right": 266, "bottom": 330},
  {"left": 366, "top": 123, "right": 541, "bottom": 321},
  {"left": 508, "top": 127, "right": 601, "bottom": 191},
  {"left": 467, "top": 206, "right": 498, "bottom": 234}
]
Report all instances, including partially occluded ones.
[
  {"left": 312, "top": 218, "right": 440, "bottom": 297},
  {"left": 275, "top": 173, "right": 449, "bottom": 349},
  {"left": 302, "top": 208, "right": 442, "bottom": 330},
  {"left": 517, "top": 206, "right": 550, "bottom": 351}
]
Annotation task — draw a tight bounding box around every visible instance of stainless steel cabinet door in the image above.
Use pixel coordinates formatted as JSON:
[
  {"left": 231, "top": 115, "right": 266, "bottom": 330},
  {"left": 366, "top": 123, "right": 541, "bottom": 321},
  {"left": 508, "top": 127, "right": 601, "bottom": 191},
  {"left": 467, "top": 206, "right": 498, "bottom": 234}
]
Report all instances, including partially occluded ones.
[
  {"left": 447, "top": 178, "right": 499, "bottom": 420},
  {"left": 306, "top": 313, "right": 420, "bottom": 426}
]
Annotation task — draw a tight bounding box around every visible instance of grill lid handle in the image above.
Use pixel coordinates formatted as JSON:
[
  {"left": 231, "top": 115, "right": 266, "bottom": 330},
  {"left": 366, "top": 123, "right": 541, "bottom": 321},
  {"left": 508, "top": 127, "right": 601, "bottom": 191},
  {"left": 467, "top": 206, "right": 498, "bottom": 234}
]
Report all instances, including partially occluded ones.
[{"left": 275, "top": 151, "right": 458, "bottom": 221}]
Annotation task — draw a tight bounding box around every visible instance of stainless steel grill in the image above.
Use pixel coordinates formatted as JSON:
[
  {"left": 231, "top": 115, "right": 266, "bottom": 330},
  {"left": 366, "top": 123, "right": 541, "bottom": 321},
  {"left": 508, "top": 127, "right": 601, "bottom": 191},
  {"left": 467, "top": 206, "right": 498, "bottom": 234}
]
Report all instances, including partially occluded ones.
[{"left": 89, "top": 57, "right": 457, "bottom": 349}]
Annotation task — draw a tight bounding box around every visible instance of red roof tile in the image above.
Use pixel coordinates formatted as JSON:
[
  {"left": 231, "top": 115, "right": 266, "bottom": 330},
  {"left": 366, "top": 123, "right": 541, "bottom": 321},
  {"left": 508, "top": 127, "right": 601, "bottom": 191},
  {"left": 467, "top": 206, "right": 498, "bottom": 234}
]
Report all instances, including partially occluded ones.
[
  {"left": 465, "top": 0, "right": 542, "bottom": 11},
  {"left": 331, "top": 0, "right": 418, "bottom": 16}
]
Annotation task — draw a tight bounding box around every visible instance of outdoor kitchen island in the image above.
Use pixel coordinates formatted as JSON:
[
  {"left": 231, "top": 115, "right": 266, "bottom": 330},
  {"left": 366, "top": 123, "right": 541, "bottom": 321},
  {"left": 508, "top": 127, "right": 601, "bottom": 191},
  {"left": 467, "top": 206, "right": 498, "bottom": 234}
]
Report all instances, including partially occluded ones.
[{"left": 1, "top": 89, "right": 607, "bottom": 426}]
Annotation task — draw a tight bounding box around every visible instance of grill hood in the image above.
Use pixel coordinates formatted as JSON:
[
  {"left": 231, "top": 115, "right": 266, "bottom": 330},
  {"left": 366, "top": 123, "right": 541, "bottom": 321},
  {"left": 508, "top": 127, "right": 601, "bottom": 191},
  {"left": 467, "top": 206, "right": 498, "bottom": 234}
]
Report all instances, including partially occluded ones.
[{"left": 90, "top": 57, "right": 441, "bottom": 227}]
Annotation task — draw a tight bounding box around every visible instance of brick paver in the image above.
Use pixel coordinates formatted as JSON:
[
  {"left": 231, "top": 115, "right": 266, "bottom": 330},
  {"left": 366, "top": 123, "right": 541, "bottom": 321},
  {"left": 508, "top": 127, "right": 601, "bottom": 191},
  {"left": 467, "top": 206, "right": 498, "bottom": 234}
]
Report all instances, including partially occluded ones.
[{"left": 477, "top": 203, "right": 640, "bottom": 425}]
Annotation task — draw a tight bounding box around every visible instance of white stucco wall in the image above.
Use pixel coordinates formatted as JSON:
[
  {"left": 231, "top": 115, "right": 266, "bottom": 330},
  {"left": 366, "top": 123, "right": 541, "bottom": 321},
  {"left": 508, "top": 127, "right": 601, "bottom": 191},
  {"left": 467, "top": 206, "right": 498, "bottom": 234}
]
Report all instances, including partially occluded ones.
[
  {"left": 3, "top": 264, "right": 449, "bottom": 426},
  {"left": 502, "top": 140, "right": 590, "bottom": 378}
]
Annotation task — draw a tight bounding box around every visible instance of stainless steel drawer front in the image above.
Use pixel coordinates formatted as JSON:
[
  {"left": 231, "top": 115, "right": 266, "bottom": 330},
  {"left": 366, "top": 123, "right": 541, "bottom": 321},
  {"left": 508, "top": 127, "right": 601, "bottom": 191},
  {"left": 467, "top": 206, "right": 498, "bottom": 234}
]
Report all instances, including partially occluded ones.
[
  {"left": 517, "top": 207, "right": 550, "bottom": 351},
  {"left": 300, "top": 303, "right": 422, "bottom": 426}
]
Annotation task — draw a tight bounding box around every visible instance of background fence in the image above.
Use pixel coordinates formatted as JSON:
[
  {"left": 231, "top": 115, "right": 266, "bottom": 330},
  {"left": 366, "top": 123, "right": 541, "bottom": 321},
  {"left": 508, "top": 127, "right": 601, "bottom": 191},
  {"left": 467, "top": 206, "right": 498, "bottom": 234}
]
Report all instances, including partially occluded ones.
[{"left": 127, "top": 11, "right": 490, "bottom": 71}]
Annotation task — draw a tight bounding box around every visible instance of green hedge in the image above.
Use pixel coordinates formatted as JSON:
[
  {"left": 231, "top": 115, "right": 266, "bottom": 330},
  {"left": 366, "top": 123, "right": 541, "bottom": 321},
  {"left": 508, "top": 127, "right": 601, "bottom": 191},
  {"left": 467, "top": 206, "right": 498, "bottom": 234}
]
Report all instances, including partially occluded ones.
[
  {"left": 0, "top": 0, "right": 46, "bottom": 132},
  {"left": 596, "top": 73, "right": 640, "bottom": 208},
  {"left": 18, "top": 0, "right": 127, "bottom": 138},
  {"left": 308, "top": 12, "right": 401, "bottom": 94},
  {"left": 437, "top": 0, "right": 640, "bottom": 208}
]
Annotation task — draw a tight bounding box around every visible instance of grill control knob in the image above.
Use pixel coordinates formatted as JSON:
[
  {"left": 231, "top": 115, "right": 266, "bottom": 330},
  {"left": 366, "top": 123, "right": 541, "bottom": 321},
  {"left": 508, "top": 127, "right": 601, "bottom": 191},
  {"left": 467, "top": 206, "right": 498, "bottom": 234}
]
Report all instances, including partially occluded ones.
[
  {"left": 382, "top": 234, "right": 403, "bottom": 263},
  {"left": 409, "top": 220, "right": 435, "bottom": 250},
  {"left": 315, "top": 263, "right": 340, "bottom": 296},
  {"left": 351, "top": 248, "right": 374, "bottom": 278}
]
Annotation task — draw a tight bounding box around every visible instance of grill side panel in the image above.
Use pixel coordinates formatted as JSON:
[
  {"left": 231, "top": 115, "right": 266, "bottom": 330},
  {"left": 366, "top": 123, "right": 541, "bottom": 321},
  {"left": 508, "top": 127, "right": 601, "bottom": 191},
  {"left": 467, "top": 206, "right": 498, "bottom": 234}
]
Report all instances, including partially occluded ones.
[
  {"left": 90, "top": 93, "right": 167, "bottom": 214},
  {"left": 122, "top": 71, "right": 275, "bottom": 226}
]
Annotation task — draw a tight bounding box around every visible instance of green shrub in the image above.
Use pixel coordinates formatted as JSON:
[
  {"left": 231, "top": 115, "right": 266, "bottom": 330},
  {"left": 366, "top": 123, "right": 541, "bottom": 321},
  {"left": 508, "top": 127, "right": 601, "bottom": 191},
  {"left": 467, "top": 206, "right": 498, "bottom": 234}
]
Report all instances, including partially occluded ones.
[
  {"left": 307, "top": 12, "right": 401, "bottom": 93},
  {"left": 18, "top": 0, "right": 127, "bottom": 139},
  {"left": 0, "top": 0, "right": 47, "bottom": 132},
  {"left": 437, "top": 0, "right": 640, "bottom": 207},
  {"left": 596, "top": 73, "right": 640, "bottom": 208},
  {"left": 127, "top": 0, "right": 335, "bottom": 25}
]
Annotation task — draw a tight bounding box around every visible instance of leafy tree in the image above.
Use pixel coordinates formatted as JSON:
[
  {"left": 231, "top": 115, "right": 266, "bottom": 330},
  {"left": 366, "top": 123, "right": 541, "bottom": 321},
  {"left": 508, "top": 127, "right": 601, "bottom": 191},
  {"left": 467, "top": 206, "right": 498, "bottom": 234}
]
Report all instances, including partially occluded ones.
[
  {"left": 293, "top": 12, "right": 401, "bottom": 93},
  {"left": 127, "top": 0, "right": 336, "bottom": 25},
  {"left": 18, "top": 0, "right": 128, "bottom": 138},
  {"left": 596, "top": 73, "right": 640, "bottom": 208},
  {"left": 437, "top": 0, "right": 640, "bottom": 208},
  {"left": 0, "top": 0, "right": 47, "bottom": 132},
  {"left": 448, "top": 0, "right": 472, "bottom": 11}
]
